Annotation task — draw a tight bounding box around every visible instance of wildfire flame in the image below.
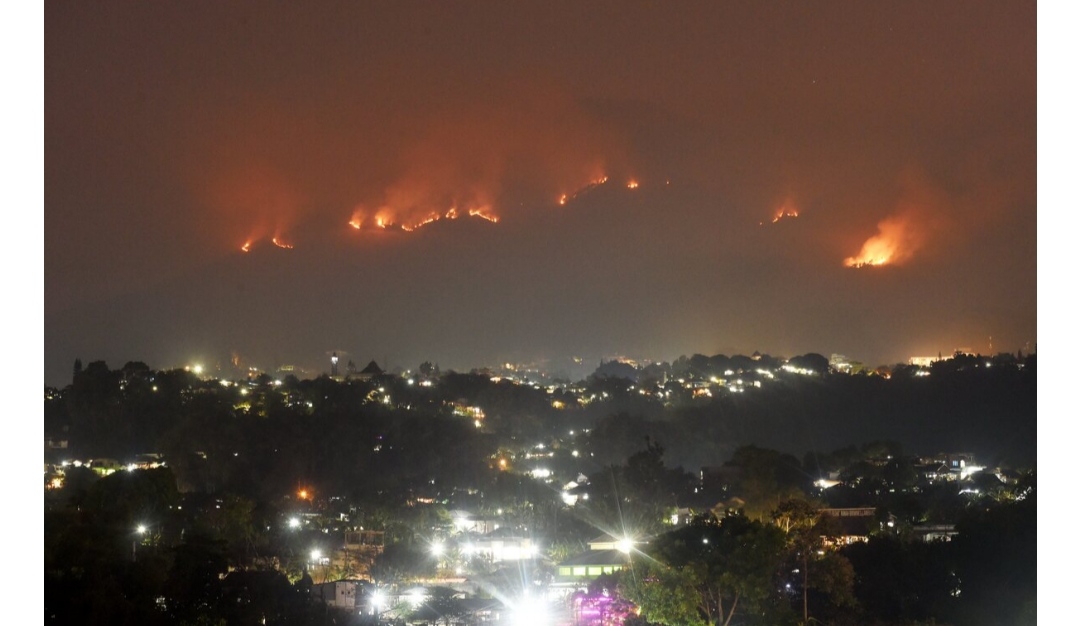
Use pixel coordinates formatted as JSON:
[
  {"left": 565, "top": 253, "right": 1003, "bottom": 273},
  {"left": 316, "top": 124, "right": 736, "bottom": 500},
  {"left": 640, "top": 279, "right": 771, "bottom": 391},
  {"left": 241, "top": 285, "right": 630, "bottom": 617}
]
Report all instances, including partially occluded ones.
[
  {"left": 844, "top": 213, "right": 924, "bottom": 268},
  {"left": 241, "top": 241, "right": 252, "bottom": 253},
  {"left": 556, "top": 175, "right": 610, "bottom": 207},
  {"left": 271, "top": 237, "right": 294, "bottom": 249},
  {"left": 772, "top": 208, "right": 798, "bottom": 223},
  {"left": 626, "top": 180, "right": 639, "bottom": 189},
  {"left": 469, "top": 207, "right": 499, "bottom": 223},
  {"left": 761, "top": 200, "right": 800, "bottom": 226},
  {"left": 334, "top": 164, "right": 617, "bottom": 238},
  {"left": 345, "top": 202, "right": 500, "bottom": 234},
  {"left": 413, "top": 212, "right": 440, "bottom": 229}
]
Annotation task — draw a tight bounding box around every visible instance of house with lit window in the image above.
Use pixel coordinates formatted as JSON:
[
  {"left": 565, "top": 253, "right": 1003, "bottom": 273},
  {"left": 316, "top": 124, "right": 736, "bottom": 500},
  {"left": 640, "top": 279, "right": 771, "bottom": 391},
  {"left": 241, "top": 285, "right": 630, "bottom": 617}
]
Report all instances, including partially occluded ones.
[{"left": 553, "top": 535, "right": 636, "bottom": 588}]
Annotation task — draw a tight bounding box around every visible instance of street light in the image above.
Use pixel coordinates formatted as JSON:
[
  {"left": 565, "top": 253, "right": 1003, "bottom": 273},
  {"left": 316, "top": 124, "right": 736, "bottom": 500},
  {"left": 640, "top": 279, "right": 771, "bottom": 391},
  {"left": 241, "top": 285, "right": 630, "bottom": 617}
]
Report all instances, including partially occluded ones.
[
  {"left": 133, "top": 524, "right": 148, "bottom": 561},
  {"left": 511, "top": 593, "right": 551, "bottom": 626},
  {"left": 371, "top": 588, "right": 385, "bottom": 611}
]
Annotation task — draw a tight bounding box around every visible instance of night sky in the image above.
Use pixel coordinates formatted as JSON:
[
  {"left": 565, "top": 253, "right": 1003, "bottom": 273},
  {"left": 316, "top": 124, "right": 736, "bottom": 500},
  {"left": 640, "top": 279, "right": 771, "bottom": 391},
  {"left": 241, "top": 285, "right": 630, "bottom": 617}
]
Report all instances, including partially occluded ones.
[{"left": 44, "top": 1, "right": 1036, "bottom": 385}]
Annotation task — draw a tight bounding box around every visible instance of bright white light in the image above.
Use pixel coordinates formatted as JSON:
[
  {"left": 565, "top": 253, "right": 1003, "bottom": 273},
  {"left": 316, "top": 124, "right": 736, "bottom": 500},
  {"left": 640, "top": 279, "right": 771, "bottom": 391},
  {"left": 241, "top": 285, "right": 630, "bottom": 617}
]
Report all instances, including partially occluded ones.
[
  {"left": 288, "top": 517, "right": 301, "bottom": 529},
  {"left": 511, "top": 594, "right": 551, "bottom": 626},
  {"left": 193, "top": 365, "right": 204, "bottom": 375},
  {"left": 406, "top": 588, "right": 427, "bottom": 608},
  {"left": 371, "top": 589, "right": 384, "bottom": 610},
  {"left": 431, "top": 541, "right": 445, "bottom": 557},
  {"left": 310, "top": 549, "right": 322, "bottom": 561},
  {"left": 617, "top": 538, "right": 633, "bottom": 554},
  {"left": 136, "top": 524, "right": 148, "bottom": 535}
]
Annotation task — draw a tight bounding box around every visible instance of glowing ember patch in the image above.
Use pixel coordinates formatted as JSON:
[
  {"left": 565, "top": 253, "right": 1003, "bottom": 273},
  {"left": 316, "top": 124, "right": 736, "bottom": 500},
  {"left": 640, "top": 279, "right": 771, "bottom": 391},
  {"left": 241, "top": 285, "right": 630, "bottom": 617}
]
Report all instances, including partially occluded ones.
[
  {"left": 271, "top": 237, "right": 294, "bottom": 249},
  {"left": 558, "top": 194, "right": 567, "bottom": 206},
  {"left": 626, "top": 180, "right": 639, "bottom": 189},
  {"left": 349, "top": 217, "right": 362, "bottom": 229},
  {"left": 241, "top": 241, "right": 252, "bottom": 253},
  {"left": 445, "top": 207, "right": 459, "bottom": 219}
]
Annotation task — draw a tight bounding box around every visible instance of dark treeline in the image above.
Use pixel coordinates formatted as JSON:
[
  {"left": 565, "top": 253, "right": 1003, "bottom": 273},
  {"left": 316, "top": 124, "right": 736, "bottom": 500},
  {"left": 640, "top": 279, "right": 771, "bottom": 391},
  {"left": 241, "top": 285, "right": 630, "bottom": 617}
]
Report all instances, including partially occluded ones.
[
  {"left": 586, "top": 359, "right": 1036, "bottom": 471},
  {"left": 48, "top": 353, "right": 1036, "bottom": 486}
]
